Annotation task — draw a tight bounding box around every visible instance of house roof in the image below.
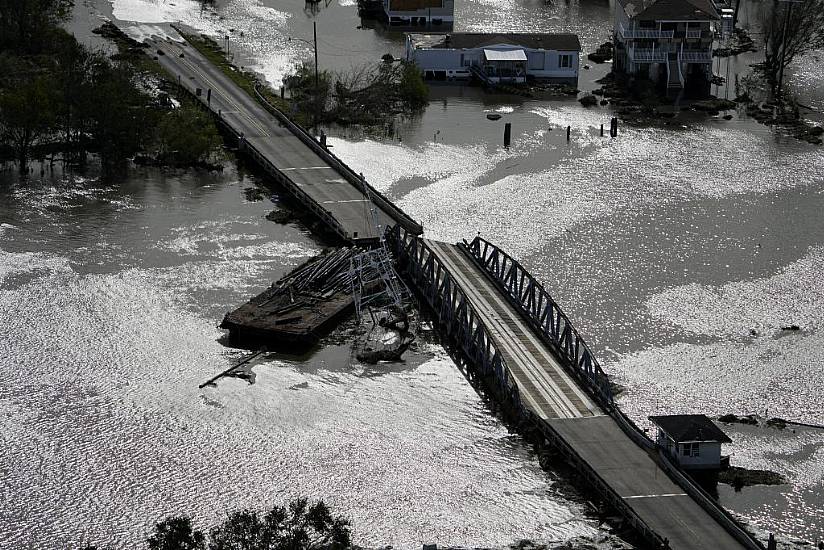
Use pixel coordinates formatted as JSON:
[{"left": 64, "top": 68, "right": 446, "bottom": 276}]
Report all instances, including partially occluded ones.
[
  {"left": 619, "top": 0, "right": 719, "bottom": 20},
  {"left": 409, "top": 33, "right": 582, "bottom": 52},
  {"left": 649, "top": 414, "right": 732, "bottom": 443}
]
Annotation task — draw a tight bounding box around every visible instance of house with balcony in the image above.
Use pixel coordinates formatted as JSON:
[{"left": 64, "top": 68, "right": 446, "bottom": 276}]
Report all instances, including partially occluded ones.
[
  {"left": 383, "top": 0, "right": 454, "bottom": 29},
  {"left": 405, "top": 33, "right": 581, "bottom": 85},
  {"left": 614, "top": 0, "right": 719, "bottom": 96}
]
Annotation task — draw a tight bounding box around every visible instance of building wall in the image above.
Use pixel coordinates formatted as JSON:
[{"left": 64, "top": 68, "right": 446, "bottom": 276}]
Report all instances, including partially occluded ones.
[
  {"left": 385, "top": 0, "right": 454, "bottom": 22},
  {"left": 614, "top": 10, "right": 715, "bottom": 81},
  {"left": 656, "top": 429, "right": 723, "bottom": 470},
  {"left": 407, "top": 43, "right": 579, "bottom": 83},
  {"left": 676, "top": 442, "right": 722, "bottom": 470}
]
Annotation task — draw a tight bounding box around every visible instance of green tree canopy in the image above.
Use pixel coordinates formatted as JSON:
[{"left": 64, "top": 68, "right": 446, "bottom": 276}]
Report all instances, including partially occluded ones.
[{"left": 148, "top": 517, "right": 206, "bottom": 550}]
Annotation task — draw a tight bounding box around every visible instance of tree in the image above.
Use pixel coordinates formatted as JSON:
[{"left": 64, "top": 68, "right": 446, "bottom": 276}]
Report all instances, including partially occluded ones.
[
  {"left": 398, "top": 61, "right": 429, "bottom": 108},
  {"left": 148, "top": 517, "right": 206, "bottom": 550},
  {"left": 0, "top": 0, "right": 73, "bottom": 54},
  {"left": 209, "top": 498, "right": 350, "bottom": 550},
  {"left": 157, "top": 102, "right": 223, "bottom": 165},
  {"left": 149, "top": 499, "right": 351, "bottom": 550},
  {"left": 84, "top": 59, "right": 154, "bottom": 172},
  {"left": 759, "top": 0, "right": 824, "bottom": 97},
  {"left": 0, "top": 76, "right": 56, "bottom": 172},
  {"left": 52, "top": 34, "right": 97, "bottom": 163}
]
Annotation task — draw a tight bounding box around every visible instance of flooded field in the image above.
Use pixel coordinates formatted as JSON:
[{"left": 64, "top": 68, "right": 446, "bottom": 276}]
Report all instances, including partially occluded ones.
[{"left": 2, "top": 0, "right": 823, "bottom": 547}]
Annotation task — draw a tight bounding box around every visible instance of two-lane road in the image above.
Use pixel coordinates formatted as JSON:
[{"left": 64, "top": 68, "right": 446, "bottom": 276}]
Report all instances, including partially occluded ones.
[{"left": 146, "top": 32, "right": 398, "bottom": 242}]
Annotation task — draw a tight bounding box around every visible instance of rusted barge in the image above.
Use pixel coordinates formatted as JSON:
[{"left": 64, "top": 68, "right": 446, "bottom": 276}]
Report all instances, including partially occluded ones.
[{"left": 220, "top": 248, "right": 357, "bottom": 349}]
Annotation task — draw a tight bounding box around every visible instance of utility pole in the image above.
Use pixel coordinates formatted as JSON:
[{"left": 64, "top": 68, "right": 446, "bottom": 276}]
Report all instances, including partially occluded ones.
[
  {"left": 776, "top": 0, "right": 794, "bottom": 101},
  {"left": 314, "top": 21, "right": 320, "bottom": 131}
]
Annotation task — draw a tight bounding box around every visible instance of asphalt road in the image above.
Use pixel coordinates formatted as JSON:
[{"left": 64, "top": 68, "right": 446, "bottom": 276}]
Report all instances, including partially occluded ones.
[
  {"left": 427, "top": 239, "right": 601, "bottom": 420},
  {"left": 425, "top": 238, "right": 747, "bottom": 550},
  {"left": 147, "top": 33, "right": 397, "bottom": 242}
]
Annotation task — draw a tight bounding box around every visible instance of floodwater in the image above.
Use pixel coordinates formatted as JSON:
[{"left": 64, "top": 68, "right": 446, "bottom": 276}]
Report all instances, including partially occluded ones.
[
  {"left": 0, "top": 165, "right": 600, "bottom": 548},
  {"left": 2, "top": 0, "right": 824, "bottom": 547}
]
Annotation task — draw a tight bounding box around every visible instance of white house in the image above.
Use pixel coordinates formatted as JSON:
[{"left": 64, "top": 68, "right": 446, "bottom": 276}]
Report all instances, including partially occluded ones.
[
  {"left": 649, "top": 414, "right": 732, "bottom": 470},
  {"left": 613, "top": 0, "right": 719, "bottom": 95},
  {"left": 384, "top": 0, "right": 454, "bottom": 28},
  {"left": 405, "top": 33, "right": 581, "bottom": 85}
]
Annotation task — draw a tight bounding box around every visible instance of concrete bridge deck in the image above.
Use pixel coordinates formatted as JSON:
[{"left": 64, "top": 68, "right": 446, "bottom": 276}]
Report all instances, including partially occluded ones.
[
  {"left": 144, "top": 31, "right": 419, "bottom": 245},
  {"left": 421, "top": 238, "right": 750, "bottom": 550},
  {"left": 426, "top": 239, "right": 600, "bottom": 420}
]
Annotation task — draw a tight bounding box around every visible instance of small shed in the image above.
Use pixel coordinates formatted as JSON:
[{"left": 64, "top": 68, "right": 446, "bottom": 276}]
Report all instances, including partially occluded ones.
[{"left": 649, "top": 414, "right": 732, "bottom": 470}]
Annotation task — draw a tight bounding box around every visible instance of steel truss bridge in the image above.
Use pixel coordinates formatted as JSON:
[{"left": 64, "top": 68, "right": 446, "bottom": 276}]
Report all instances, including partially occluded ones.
[{"left": 389, "top": 226, "right": 767, "bottom": 550}]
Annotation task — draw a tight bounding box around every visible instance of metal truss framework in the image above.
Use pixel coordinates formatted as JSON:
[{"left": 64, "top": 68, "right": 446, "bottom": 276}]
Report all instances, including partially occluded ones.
[
  {"left": 388, "top": 227, "right": 523, "bottom": 409},
  {"left": 463, "top": 236, "right": 614, "bottom": 408}
]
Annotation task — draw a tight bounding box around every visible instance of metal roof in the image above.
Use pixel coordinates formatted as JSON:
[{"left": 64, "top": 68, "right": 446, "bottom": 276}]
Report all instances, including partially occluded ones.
[
  {"left": 649, "top": 414, "right": 732, "bottom": 443},
  {"left": 409, "top": 33, "right": 582, "bottom": 51},
  {"left": 483, "top": 49, "right": 528, "bottom": 61},
  {"left": 619, "top": 0, "right": 719, "bottom": 20}
]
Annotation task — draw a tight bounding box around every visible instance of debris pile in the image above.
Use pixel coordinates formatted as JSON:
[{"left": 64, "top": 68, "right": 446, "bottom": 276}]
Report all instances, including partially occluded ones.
[{"left": 220, "top": 248, "right": 360, "bottom": 349}]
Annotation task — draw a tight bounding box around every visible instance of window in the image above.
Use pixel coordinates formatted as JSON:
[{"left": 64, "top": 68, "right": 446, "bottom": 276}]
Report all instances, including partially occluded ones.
[
  {"left": 559, "top": 54, "right": 572, "bottom": 68},
  {"left": 682, "top": 443, "right": 700, "bottom": 457}
]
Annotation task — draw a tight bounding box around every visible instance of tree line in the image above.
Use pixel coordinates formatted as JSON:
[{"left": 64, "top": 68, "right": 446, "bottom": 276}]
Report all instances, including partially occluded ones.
[
  {"left": 82, "top": 498, "right": 352, "bottom": 550},
  {"left": 0, "top": 0, "right": 223, "bottom": 175}
]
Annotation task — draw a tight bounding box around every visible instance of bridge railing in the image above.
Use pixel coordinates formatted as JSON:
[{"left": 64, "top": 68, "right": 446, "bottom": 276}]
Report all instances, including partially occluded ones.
[
  {"left": 390, "top": 229, "right": 668, "bottom": 549},
  {"left": 253, "top": 84, "right": 424, "bottom": 238},
  {"left": 387, "top": 226, "right": 523, "bottom": 410},
  {"left": 657, "top": 450, "right": 767, "bottom": 550},
  {"left": 463, "top": 235, "right": 767, "bottom": 550},
  {"left": 169, "top": 69, "right": 350, "bottom": 242},
  {"left": 463, "top": 236, "right": 613, "bottom": 408}
]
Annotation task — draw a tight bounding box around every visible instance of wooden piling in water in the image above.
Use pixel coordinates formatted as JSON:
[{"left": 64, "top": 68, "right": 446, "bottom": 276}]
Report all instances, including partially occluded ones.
[
  {"left": 504, "top": 123, "right": 512, "bottom": 147},
  {"left": 566, "top": 125, "right": 571, "bottom": 141}
]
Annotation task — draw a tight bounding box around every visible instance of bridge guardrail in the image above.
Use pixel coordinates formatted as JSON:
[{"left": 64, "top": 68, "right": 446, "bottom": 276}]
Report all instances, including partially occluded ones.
[
  {"left": 168, "top": 60, "right": 350, "bottom": 242},
  {"left": 253, "top": 84, "right": 424, "bottom": 237},
  {"left": 657, "top": 449, "right": 766, "bottom": 550},
  {"left": 240, "top": 138, "right": 349, "bottom": 241},
  {"left": 463, "top": 235, "right": 767, "bottom": 550},
  {"left": 531, "top": 411, "right": 667, "bottom": 548},
  {"left": 387, "top": 226, "right": 522, "bottom": 411},
  {"left": 463, "top": 236, "right": 613, "bottom": 407},
  {"left": 390, "top": 227, "right": 667, "bottom": 549}
]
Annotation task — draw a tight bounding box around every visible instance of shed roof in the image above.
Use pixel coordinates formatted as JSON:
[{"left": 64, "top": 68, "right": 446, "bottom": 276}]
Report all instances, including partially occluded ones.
[
  {"left": 619, "top": 0, "right": 719, "bottom": 20},
  {"left": 409, "top": 33, "right": 582, "bottom": 51},
  {"left": 649, "top": 414, "right": 732, "bottom": 443}
]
